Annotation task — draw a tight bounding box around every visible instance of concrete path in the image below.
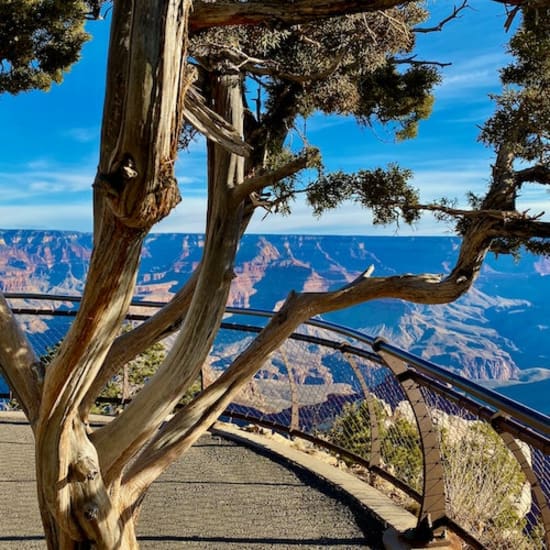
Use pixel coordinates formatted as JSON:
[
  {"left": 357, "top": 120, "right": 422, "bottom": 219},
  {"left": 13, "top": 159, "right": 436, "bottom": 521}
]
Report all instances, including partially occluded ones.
[{"left": 0, "top": 416, "right": 378, "bottom": 549}]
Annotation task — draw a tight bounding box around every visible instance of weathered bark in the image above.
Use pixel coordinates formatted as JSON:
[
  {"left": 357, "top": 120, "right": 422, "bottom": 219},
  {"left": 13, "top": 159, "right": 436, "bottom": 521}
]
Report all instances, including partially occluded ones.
[
  {"left": 2, "top": 0, "right": 546, "bottom": 547},
  {"left": 189, "top": 0, "right": 411, "bottom": 32},
  {"left": 0, "top": 293, "right": 41, "bottom": 424},
  {"left": 93, "top": 70, "right": 246, "bottom": 485},
  {"left": 32, "top": 0, "right": 193, "bottom": 546},
  {"left": 80, "top": 269, "right": 199, "bottom": 418}
]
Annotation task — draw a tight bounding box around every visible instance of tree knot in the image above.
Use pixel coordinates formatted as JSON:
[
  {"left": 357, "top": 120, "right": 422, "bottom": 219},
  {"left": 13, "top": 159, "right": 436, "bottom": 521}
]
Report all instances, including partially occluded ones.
[{"left": 70, "top": 456, "right": 99, "bottom": 483}]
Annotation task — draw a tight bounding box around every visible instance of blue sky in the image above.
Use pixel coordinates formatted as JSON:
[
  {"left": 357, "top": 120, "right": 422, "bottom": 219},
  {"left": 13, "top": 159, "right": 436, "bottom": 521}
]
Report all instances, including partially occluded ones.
[{"left": 0, "top": 1, "right": 546, "bottom": 236}]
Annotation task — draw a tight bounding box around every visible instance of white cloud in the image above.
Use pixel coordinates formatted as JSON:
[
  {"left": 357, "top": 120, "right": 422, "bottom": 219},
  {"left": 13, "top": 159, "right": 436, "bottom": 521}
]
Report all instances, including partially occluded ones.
[
  {"left": 63, "top": 127, "right": 100, "bottom": 143},
  {"left": 435, "top": 52, "right": 507, "bottom": 100},
  {"left": 0, "top": 169, "right": 93, "bottom": 202},
  {"left": 411, "top": 167, "right": 491, "bottom": 203},
  {"left": 0, "top": 203, "right": 92, "bottom": 231},
  {"left": 244, "top": 199, "right": 448, "bottom": 236},
  {"left": 153, "top": 197, "right": 207, "bottom": 233}
]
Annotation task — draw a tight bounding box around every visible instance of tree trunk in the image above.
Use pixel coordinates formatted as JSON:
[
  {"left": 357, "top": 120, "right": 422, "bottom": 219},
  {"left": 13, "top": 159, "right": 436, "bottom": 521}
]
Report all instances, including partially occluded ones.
[
  {"left": 35, "top": 414, "right": 139, "bottom": 549},
  {"left": 31, "top": 0, "right": 193, "bottom": 546}
]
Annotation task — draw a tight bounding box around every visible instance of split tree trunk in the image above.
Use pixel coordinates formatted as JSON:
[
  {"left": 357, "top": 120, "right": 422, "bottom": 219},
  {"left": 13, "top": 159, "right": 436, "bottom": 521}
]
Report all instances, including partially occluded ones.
[{"left": 33, "top": 1, "right": 192, "bottom": 547}]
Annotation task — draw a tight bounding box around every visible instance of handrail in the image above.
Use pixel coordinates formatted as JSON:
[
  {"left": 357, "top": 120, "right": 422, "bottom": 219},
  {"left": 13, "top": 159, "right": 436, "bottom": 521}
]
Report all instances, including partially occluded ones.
[
  {"left": 4, "top": 292, "right": 549, "bottom": 547},
  {"left": 5, "top": 292, "right": 549, "bottom": 437}
]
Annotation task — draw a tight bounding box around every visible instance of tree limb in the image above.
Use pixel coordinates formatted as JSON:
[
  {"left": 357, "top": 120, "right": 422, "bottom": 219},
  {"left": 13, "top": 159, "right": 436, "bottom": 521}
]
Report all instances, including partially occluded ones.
[
  {"left": 497, "top": 218, "right": 550, "bottom": 239},
  {"left": 243, "top": 53, "right": 346, "bottom": 84},
  {"left": 35, "top": 0, "right": 193, "bottom": 540},
  {"left": 79, "top": 269, "right": 200, "bottom": 419},
  {"left": 93, "top": 72, "right": 247, "bottom": 485},
  {"left": 122, "top": 268, "right": 474, "bottom": 498},
  {"left": 0, "top": 293, "right": 42, "bottom": 425},
  {"left": 417, "top": 202, "right": 544, "bottom": 222},
  {"left": 414, "top": 1, "right": 470, "bottom": 33},
  {"left": 514, "top": 164, "right": 550, "bottom": 185},
  {"left": 233, "top": 149, "right": 320, "bottom": 203},
  {"left": 184, "top": 86, "right": 252, "bottom": 156},
  {"left": 121, "top": 211, "right": 500, "bottom": 498},
  {"left": 189, "top": 0, "right": 413, "bottom": 33}
]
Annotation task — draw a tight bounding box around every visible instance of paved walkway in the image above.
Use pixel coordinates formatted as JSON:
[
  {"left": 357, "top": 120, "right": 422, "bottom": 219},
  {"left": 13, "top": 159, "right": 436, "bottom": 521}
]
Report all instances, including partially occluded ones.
[{"left": 0, "top": 416, "right": 378, "bottom": 549}]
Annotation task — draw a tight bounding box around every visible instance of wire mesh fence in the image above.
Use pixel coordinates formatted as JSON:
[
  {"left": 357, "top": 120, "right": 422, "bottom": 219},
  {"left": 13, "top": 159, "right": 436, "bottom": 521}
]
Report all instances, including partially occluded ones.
[{"left": 1, "top": 295, "right": 549, "bottom": 549}]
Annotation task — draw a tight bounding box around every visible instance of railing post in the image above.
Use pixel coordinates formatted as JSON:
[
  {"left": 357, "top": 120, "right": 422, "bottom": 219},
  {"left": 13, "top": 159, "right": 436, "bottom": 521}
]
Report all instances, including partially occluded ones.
[
  {"left": 345, "top": 353, "right": 382, "bottom": 469},
  {"left": 493, "top": 418, "right": 550, "bottom": 548},
  {"left": 281, "top": 348, "right": 300, "bottom": 431},
  {"left": 374, "top": 339, "right": 447, "bottom": 540}
]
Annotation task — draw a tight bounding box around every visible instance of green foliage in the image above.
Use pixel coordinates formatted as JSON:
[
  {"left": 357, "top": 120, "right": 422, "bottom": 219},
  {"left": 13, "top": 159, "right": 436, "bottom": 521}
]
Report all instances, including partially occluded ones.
[
  {"left": 0, "top": 0, "right": 91, "bottom": 94},
  {"left": 263, "top": 146, "right": 322, "bottom": 216},
  {"left": 306, "top": 164, "right": 419, "bottom": 225},
  {"left": 327, "top": 398, "right": 423, "bottom": 490},
  {"left": 480, "top": 8, "right": 549, "bottom": 165},
  {"left": 328, "top": 399, "right": 538, "bottom": 548},
  {"left": 190, "top": 5, "right": 439, "bottom": 227},
  {"left": 381, "top": 416, "right": 422, "bottom": 489},
  {"left": 178, "top": 377, "right": 202, "bottom": 407},
  {"left": 328, "top": 401, "right": 373, "bottom": 457},
  {"left": 125, "top": 339, "right": 166, "bottom": 389},
  {"left": 353, "top": 64, "right": 439, "bottom": 141}
]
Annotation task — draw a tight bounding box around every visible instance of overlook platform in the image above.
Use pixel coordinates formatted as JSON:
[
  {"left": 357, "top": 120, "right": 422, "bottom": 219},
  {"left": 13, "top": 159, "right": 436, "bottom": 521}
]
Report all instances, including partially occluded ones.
[{"left": 0, "top": 413, "right": 398, "bottom": 549}]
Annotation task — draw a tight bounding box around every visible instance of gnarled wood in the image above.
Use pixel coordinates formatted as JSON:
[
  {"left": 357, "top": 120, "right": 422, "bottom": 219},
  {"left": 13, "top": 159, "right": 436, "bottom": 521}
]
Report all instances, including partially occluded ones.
[
  {"left": 189, "top": 0, "right": 411, "bottom": 32},
  {"left": 34, "top": 0, "right": 193, "bottom": 545},
  {"left": 0, "top": 293, "right": 41, "bottom": 424},
  {"left": 94, "top": 70, "right": 246, "bottom": 484}
]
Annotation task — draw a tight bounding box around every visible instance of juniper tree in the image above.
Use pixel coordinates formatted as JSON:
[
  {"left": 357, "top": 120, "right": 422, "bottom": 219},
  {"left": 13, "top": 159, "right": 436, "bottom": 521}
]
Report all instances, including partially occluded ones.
[
  {"left": 0, "top": 1, "right": 105, "bottom": 94},
  {"left": 0, "top": 1, "right": 549, "bottom": 549}
]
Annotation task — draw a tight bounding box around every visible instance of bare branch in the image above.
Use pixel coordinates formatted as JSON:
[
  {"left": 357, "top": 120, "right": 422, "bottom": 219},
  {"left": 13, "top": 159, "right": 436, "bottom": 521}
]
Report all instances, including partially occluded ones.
[
  {"left": 392, "top": 55, "right": 452, "bottom": 68},
  {"left": 189, "top": 0, "right": 412, "bottom": 33},
  {"left": 195, "top": 41, "right": 345, "bottom": 84},
  {"left": 0, "top": 293, "right": 41, "bottom": 424},
  {"left": 414, "top": 1, "right": 470, "bottom": 33},
  {"left": 246, "top": 54, "right": 346, "bottom": 84},
  {"left": 122, "top": 266, "right": 478, "bottom": 497},
  {"left": 183, "top": 87, "right": 251, "bottom": 156},
  {"left": 121, "top": 211, "right": 501, "bottom": 498},
  {"left": 417, "top": 202, "right": 544, "bottom": 222},
  {"left": 234, "top": 149, "right": 321, "bottom": 203},
  {"left": 514, "top": 164, "right": 550, "bottom": 185}
]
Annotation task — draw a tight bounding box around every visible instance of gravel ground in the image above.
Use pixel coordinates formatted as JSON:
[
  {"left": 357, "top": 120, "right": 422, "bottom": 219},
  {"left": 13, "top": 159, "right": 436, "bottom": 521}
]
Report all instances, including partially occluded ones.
[{"left": 0, "top": 419, "right": 375, "bottom": 549}]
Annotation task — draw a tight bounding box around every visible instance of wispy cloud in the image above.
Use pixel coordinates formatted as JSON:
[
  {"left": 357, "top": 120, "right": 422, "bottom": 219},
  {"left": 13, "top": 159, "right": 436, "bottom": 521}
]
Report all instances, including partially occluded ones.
[
  {"left": 0, "top": 202, "right": 92, "bottom": 231},
  {"left": 435, "top": 52, "right": 506, "bottom": 100},
  {"left": 411, "top": 167, "right": 491, "bottom": 203},
  {"left": 62, "top": 127, "right": 100, "bottom": 143},
  {"left": 0, "top": 168, "right": 94, "bottom": 202}
]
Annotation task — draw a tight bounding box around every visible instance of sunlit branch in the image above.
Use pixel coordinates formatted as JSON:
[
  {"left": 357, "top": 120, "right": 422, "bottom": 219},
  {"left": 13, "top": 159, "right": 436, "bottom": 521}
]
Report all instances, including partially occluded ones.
[
  {"left": 80, "top": 269, "right": 200, "bottom": 418},
  {"left": 184, "top": 87, "right": 251, "bottom": 156},
  {"left": 189, "top": 0, "right": 413, "bottom": 33},
  {"left": 414, "top": 1, "right": 470, "bottom": 33},
  {"left": 0, "top": 293, "right": 41, "bottom": 424},
  {"left": 121, "top": 220, "right": 497, "bottom": 498},
  {"left": 234, "top": 149, "right": 320, "bottom": 203}
]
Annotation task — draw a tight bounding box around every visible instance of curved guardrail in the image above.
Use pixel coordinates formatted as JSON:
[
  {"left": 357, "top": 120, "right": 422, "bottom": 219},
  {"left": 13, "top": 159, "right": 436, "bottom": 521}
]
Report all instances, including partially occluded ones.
[{"left": 2, "top": 293, "right": 549, "bottom": 549}]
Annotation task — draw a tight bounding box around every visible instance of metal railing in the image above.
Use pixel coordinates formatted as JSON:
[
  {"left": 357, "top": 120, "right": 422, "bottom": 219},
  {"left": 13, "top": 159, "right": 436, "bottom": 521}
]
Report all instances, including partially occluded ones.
[{"left": 2, "top": 293, "right": 549, "bottom": 549}]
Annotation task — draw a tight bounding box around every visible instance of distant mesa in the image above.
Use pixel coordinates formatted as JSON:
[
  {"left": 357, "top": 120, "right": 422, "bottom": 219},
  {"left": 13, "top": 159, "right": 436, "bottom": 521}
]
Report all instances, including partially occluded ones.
[{"left": 0, "top": 229, "right": 548, "bottom": 390}]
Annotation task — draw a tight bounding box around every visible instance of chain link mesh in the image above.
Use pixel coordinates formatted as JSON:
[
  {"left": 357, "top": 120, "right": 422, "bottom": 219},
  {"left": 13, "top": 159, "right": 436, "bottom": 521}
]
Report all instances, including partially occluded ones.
[{"left": 1, "top": 302, "right": 548, "bottom": 549}]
